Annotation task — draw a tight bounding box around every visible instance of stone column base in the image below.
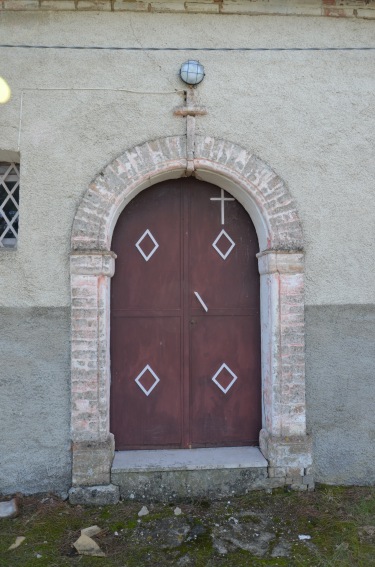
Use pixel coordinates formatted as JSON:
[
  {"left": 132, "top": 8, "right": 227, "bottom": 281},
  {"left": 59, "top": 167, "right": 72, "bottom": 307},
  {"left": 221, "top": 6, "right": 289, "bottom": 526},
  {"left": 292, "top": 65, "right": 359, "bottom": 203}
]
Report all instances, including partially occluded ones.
[
  {"left": 260, "top": 429, "right": 314, "bottom": 491},
  {"left": 72, "top": 434, "right": 115, "bottom": 487}
]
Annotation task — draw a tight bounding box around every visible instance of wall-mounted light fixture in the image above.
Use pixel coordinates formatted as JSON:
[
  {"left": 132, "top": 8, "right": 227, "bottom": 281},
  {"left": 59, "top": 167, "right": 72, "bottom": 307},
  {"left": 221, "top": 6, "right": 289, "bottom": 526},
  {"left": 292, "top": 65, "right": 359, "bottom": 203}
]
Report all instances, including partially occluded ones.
[{"left": 179, "top": 60, "right": 205, "bottom": 86}]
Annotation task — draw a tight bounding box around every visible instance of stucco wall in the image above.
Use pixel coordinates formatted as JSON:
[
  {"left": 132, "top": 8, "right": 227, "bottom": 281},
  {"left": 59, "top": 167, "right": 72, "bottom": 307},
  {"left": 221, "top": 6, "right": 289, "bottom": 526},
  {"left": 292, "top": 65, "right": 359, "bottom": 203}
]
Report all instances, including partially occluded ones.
[
  {"left": 0, "top": 308, "right": 71, "bottom": 495},
  {"left": 0, "top": 12, "right": 374, "bottom": 491},
  {"left": 306, "top": 305, "right": 375, "bottom": 485},
  {"left": 0, "top": 12, "right": 374, "bottom": 306}
]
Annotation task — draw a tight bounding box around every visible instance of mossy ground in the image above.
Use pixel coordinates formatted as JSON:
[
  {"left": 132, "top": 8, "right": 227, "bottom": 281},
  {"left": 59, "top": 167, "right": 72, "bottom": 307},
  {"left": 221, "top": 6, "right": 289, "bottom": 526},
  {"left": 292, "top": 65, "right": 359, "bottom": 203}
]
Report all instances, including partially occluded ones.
[{"left": 0, "top": 486, "right": 374, "bottom": 566}]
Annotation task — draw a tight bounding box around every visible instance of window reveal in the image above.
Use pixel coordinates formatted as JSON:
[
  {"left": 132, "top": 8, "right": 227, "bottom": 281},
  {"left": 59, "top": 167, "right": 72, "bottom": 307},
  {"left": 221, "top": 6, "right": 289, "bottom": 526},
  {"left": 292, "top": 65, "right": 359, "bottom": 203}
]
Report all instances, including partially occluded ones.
[{"left": 0, "top": 162, "right": 20, "bottom": 248}]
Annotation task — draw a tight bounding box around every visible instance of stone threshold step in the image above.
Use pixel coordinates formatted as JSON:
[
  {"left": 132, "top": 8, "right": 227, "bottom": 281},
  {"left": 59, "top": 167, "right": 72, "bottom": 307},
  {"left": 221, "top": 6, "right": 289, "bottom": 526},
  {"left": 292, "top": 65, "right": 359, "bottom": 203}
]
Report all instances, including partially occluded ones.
[
  {"left": 111, "top": 447, "right": 269, "bottom": 501},
  {"left": 112, "top": 446, "right": 268, "bottom": 472}
]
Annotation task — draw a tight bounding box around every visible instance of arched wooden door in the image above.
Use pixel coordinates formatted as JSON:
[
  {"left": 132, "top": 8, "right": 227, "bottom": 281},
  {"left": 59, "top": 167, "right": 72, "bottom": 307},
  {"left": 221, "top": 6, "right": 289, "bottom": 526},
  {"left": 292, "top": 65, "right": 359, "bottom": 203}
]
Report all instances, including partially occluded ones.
[{"left": 110, "top": 178, "right": 261, "bottom": 450}]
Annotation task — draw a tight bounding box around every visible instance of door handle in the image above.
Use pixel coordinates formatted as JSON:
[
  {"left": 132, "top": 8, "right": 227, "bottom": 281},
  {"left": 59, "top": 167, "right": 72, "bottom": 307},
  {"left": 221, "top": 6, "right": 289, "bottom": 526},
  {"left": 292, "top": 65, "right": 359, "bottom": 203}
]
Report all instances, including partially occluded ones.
[{"left": 194, "top": 291, "right": 208, "bottom": 312}]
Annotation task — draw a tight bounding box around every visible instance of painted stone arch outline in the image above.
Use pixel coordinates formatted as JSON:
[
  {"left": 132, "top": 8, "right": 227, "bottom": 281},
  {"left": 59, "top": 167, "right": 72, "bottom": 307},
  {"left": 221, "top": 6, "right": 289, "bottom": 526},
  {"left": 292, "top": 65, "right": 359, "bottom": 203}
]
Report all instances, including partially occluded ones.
[{"left": 70, "top": 135, "right": 312, "bottom": 492}]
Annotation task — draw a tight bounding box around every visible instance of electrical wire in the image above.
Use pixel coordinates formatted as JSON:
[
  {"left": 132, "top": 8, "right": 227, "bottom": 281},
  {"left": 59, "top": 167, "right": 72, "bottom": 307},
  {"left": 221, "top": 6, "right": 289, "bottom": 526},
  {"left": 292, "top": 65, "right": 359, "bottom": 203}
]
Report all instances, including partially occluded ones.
[
  {"left": 20, "top": 87, "right": 184, "bottom": 95},
  {"left": 1, "top": 44, "right": 374, "bottom": 52}
]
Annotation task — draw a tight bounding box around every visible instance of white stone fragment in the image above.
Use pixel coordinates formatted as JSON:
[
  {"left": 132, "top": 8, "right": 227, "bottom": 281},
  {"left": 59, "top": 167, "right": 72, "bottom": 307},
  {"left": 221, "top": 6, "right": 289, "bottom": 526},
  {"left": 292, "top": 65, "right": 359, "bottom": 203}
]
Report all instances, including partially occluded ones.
[
  {"left": 8, "top": 537, "right": 25, "bottom": 550},
  {"left": 298, "top": 534, "right": 311, "bottom": 540},
  {"left": 73, "top": 534, "right": 105, "bottom": 557},
  {"left": 81, "top": 525, "right": 102, "bottom": 537},
  {"left": 138, "top": 505, "right": 149, "bottom": 517},
  {"left": 174, "top": 507, "right": 182, "bottom": 516},
  {"left": 0, "top": 499, "right": 18, "bottom": 519}
]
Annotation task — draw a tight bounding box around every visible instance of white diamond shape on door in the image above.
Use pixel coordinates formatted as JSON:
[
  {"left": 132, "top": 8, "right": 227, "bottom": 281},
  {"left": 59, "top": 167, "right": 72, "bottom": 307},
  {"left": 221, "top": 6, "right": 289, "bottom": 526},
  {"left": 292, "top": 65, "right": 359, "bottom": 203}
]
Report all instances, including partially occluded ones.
[
  {"left": 135, "top": 229, "right": 159, "bottom": 261},
  {"left": 135, "top": 364, "right": 160, "bottom": 396},
  {"left": 212, "top": 363, "right": 238, "bottom": 394},
  {"left": 212, "top": 229, "right": 235, "bottom": 260}
]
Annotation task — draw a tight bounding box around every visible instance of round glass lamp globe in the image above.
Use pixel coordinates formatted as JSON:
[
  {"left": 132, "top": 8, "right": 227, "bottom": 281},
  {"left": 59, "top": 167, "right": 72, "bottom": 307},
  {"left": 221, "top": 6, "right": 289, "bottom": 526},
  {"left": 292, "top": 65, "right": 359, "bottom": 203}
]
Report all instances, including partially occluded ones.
[
  {"left": 0, "top": 77, "right": 11, "bottom": 104},
  {"left": 179, "top": 60, "right": 205, "bottom": 85}
]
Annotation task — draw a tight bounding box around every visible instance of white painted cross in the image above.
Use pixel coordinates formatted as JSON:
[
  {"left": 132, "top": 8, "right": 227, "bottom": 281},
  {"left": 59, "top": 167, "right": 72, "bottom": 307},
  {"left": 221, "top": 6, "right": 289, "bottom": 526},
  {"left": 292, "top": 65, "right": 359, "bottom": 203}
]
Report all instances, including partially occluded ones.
[{"left": 210, "top": 188, "right": 234, "bottom": 225}]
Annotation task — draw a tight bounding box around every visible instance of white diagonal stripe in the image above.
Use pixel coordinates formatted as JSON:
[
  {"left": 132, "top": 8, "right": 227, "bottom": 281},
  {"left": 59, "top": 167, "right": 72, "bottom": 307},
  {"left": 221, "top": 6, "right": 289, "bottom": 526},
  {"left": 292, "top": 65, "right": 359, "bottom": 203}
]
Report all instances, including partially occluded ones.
[{"left": 194, "top": 291, "right": 208, "bottom": 312}]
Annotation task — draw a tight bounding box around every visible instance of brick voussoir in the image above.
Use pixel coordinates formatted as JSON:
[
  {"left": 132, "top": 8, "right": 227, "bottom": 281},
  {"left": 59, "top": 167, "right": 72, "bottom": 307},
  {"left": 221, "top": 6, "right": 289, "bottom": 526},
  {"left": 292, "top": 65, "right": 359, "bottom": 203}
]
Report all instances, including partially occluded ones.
[
  {"left": 72, "top": 136, "right": 303, "bottom": 252},
  {"left": 206, "top": 138, "right": 227, "bottom": 163},
  {"left": 193, "top": 157, "right": 268, "bottom": 206}
]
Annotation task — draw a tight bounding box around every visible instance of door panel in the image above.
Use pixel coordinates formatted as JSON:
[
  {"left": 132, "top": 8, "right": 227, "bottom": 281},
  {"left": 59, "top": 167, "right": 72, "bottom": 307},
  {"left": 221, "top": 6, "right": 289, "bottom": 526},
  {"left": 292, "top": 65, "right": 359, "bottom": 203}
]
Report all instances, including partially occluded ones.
[
  {"left": 188, "top": 181, "right": 261, "bottom": 446},
  {"left": 112, "top": 183, "right": 182, "bottom": 312},
  {"left": 111, "top": 316, "right": 182, "bottom": 449},
  {"left": 111, "top": 182, "right": 183, "bottom": 449},
  {"left": 190, "top": 315, "right": 261, "bottom": 446}
]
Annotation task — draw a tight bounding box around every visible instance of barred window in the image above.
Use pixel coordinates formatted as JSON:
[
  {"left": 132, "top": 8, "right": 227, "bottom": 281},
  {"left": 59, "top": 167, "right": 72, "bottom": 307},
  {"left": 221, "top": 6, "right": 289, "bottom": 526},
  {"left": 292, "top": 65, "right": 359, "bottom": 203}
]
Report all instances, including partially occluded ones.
[{"left": 0, "top": 162, "right": 20, "bottom": 248}]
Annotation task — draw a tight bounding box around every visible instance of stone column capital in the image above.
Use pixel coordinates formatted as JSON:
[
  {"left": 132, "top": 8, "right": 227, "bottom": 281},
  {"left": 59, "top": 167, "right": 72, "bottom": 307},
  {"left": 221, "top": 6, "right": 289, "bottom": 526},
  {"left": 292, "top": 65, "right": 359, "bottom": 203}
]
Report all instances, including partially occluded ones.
[
  {"left": 70, "top": 251, "right": 116, "bottom": 277},
  {"left": 257, "top": 250, "right": 304, "bottom": 275}
]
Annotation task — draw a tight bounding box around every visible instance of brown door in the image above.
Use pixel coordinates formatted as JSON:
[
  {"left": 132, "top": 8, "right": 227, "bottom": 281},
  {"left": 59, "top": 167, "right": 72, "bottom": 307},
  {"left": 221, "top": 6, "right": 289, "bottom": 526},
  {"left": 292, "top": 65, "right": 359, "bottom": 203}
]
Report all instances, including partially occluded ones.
[{"left": 110, "top": 178, "right": 261, "bottom": 450}]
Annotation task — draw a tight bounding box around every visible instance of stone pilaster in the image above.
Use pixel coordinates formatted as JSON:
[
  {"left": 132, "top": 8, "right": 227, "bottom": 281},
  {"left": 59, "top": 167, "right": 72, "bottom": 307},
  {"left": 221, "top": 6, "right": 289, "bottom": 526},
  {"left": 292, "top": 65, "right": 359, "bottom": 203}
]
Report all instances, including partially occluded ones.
[
  {"left": 257, "top": 250, "right": 312, "bottom": 489},
  {"left": 70, "top": 251, "right": 117, "bottom": 499}
]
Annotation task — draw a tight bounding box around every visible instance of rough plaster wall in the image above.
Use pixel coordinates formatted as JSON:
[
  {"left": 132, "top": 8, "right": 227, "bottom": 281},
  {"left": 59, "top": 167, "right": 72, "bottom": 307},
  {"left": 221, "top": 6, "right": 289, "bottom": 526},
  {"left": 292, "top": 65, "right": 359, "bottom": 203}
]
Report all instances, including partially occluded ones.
[
  {"left": 0, "top": 308, "right": 71, "bottom": 495},
  {"left": 0, "top": 12, "right": 374, "bottom": 306},
  {"left": 306, "top": 305, "right": 375, "bottom": 485},
  {"left": 0, "top": 12, "right": 374, "bottom": 488}
]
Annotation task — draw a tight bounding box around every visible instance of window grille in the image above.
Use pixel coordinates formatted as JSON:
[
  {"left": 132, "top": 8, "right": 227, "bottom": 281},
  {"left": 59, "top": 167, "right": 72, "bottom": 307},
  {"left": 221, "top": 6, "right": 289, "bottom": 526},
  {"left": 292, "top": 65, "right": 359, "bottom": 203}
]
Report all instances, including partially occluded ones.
[{"left": 0, "top": 162, "right": 20, "bottom": 248}]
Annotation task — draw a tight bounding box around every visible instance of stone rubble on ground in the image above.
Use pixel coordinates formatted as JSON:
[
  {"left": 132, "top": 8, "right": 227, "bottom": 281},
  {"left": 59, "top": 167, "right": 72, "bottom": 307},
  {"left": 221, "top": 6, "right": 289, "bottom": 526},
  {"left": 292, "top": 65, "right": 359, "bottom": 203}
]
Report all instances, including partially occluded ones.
[
  {"left": 358, "top": 525, "right": 375, "bottom": 542},
  {"left": 186, "top": 524, "right": 206, "bottom": 542},
  {"left": 8, "top": 536, "right": 26, "bottom": 551},
  {"left": 212, "top": 523, "right": 275, "bottom": 557},
  {"left": 271, "top": 541, "right": 292, "bottom": 557},
  {"left": 212, "top": 537, "right": 228, "bottom": 555},
  {"left": 0, "top": 498, "right": 18, "bottom": 519},
  {"left": 1, "top": 493, "right": 320, "bottom": 561},
  {"left": 73, "top": 534, "right": 106, "bottom": 557},
  {"left": 81, "top": 525, "right": 102, "bottom": 537},
  {"left": 177, "top": 553, "right": 194, "bottom": 565},
  {"left": 125, "top": 508, "right": 298, "bottom": 559},
  {"left": 131, "top": 517, "right": 191, "bottom": 549}
]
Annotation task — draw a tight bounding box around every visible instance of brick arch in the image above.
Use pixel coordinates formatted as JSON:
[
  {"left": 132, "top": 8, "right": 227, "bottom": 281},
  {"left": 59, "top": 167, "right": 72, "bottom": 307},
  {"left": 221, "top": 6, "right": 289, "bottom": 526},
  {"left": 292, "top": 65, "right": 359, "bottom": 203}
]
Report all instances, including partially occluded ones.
[
  {"left": 71, "top": 136, "right": 303, "bottom": 253},
  {"left": 69, "top": 136, "right": 312, "bottom": 502}
]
